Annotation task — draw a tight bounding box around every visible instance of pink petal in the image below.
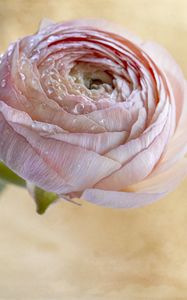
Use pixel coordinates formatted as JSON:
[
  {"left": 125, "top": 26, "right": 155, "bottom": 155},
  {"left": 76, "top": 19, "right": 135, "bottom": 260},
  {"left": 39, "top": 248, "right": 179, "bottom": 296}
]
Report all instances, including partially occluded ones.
[
  {"left": 128, "top": 107, "right": 147, "bottom": 139},
  {"left": 149, "top": 81, "right": 187, "bottom": 175},
  {"left": 88, "top": 104, "right": 133, "bottom": 132},
  {"left": 40, "top": 19, "right": 143, "bottom": 46},
  {"left": 0, "top": 101, "right": 127, "bottom": 154},
  {"left": 142, "top": 41, "right": 185, "bottom": 123},
  {"left": 39, "top": 18, "right": 55, "bottom": 31},
  {"left": 96, "top": 107, "right": 171, "bottom": 190},
  {"left": 105, "top": 101, "right": 170, "bottom": 164},
  {"left": 46, "top": 131, "right": 128, "bottom": 154},
  {"left": 81, "top": 188, "right": 166, "bottom": 208},
  {"left": 0, "top": 102, "right": 121, "bottom": 194},
  {"left": 128, "top": 158, "right": 187, "bottom": 194}
]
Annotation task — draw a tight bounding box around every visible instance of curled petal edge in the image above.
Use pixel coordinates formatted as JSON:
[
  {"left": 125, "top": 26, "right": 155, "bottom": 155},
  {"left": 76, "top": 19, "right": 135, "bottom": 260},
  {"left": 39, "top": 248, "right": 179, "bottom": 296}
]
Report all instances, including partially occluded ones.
[{"left": 81, "top": 189, "right": 166, "bottom": 209}]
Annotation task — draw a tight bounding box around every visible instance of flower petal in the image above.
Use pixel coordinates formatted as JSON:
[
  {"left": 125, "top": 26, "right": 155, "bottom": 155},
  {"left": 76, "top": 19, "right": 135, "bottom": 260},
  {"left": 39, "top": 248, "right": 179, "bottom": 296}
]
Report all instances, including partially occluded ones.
[
  {"left": 81, "top": 188, "right": 165, "bottom": 209},
  {"left": 0, "top": 100, "right": 127, "bottom": 154},
  {"left": 149, "top": 81, "right": 187, "bottom": 175},
  {"left": 40, "top": 19, "right": 143, "bottom": 46},
  {"left": 96, "top": 106, "right": 171, "bottom": 190},
  {"left": 128, "top": 158, "right": 187, "bottom": 194},
  {"left": 0, "top": 102, "right": 121, "bottom": 194},
  {"left": 142, "top": 41, "right": 185, "bottom": 123}
]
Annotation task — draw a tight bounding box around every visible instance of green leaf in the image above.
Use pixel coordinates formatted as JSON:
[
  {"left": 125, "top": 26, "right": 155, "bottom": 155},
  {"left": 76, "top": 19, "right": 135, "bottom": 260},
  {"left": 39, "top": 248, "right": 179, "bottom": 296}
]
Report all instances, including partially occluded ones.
[
  {"left": 0, "top": 162, "right": 25, "bottom": 187},
  {"left": 0, "top": 180, "right": 6, "bottom": 193},
  {"left": 34, "top": 186, "right": 58, "bottom": 214}
]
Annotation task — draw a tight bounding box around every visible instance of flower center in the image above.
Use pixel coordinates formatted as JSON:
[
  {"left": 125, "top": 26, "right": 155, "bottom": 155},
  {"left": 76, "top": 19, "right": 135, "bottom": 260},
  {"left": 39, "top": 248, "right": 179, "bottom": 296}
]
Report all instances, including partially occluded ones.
[
  {"left": 87, "top": 78, "right": 104, "bottom": 90},
  {"left": 69, "top": 62, "right": 114, "bottom": 94}
]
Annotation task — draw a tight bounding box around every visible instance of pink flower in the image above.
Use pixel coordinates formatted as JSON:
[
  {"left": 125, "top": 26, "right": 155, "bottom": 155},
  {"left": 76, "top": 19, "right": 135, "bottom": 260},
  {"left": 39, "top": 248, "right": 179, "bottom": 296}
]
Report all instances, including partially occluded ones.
[{"left": 0, "top": 19, "right": 187, "bottom": 208}]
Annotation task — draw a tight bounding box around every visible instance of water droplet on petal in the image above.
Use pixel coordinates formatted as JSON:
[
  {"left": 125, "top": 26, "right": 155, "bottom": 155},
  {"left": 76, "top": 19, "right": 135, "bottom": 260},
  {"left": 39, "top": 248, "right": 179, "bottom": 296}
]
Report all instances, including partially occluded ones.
[
  {"left": 7, "top": 44, "right": 14, "bottom": 57},
  {"left": 31, "top": 55, "right": 39, "bottom": 62},
  {"left": 47, "top": 36, "right": 58, "bottom": 43},
  {"left": 42, "top": 125, "right": 48, "bottom": 131},
  {"left": 32, "top": 79, "right": 38, "bottom": 86},
  {"left": 20, "top": 73, "right": 26, "bottom": 81},
  {"left": 1, "top": 79, "right": 6, "bottom": 88},
  {"left": 31, "top": 123, "right": 36, "bottom": 129},
  {"left": 73, "top": 103, "right": 85, "bottom": 114},
  {"left": 47, "top": 88, "right": 53, "bottom": 95},
  {"left": 0, "top": 54, "right": 4, "bottom": 64},
  {"left": 91, "top": 125, "right": 96, "bottom": 131}
]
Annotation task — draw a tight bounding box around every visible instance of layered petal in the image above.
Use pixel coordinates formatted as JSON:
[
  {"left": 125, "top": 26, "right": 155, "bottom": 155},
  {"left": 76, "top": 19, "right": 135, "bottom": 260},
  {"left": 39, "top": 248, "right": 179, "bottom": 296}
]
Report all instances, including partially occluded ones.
[
  {"left": 81, "top": 189, "right": 166, "bottom": 209},
  {"left": 0, "top": 102, "right": 121, "bottom": 194}
]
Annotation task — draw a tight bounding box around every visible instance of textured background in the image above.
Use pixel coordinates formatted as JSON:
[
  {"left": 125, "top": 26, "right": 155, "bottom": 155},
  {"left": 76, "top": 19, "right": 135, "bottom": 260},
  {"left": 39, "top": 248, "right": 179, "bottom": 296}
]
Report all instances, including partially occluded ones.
[{"left": 0, "top": 0, "right": 187, "bottom": 299}]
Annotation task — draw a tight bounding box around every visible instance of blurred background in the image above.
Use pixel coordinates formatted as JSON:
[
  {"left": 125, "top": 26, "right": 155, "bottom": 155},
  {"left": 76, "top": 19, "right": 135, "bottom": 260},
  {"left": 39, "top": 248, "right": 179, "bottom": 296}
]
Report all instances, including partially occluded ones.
[{"left": 0, "top": 0, "right": 187, "bottom": 299}]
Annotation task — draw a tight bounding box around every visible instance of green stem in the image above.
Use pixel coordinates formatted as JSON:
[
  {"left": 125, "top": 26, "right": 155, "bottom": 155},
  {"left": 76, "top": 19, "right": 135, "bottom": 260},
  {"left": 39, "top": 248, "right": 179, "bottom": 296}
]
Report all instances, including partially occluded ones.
[{"left": 0, "top": 162, "right": 25, "bottom": 187}]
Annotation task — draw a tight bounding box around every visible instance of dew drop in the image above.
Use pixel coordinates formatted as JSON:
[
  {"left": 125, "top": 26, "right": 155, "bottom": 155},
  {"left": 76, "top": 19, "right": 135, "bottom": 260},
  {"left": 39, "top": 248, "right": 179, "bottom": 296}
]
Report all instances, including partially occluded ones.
[
  {"left": 7, "top": 44, "right": 14, "bottom": 57},
  {"left": 91, "top": 125, "right": 96, "bottom": 131},
  {"left": 73, "top": 103, "right": 85, "bottom": 114},
  {"left": 31, "top": 55, "right": 39, "bottom": 62},
  {"left": 20, "top": 73, "right": 26, "bottom": 81},
  {"left": 0, "top": 54, "right": 4, "bottom": 64},
  {"left": 31, "top": 123, "right": 36, "bottom": 129},
  {"left": 42, "top": 125, "right": 48, "bottom": 131},
  {"left": 47, "top": 88, "right": 53, "bottom": 95},
  {"left": 32, "top": 79, "right": 37, "bottom": 86},
  {"left": 47, "top": 36, "right": 58, "bottom": 43},
  {"left": 1, "top": 79, "right": 6, "bottom": 88}
]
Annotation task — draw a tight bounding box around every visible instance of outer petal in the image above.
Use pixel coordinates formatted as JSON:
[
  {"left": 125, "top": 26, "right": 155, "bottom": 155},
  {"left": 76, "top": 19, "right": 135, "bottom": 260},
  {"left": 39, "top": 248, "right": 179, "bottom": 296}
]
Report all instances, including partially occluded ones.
[
  {"left": 40, "top": 19, "right": 143, "bottom": 46},
  {"left": 0, "top": 102, "right": 121, "bottom": 194},
  {"left": 105, "top": 100, "right": 170, "bottom": 164},
  {"left": 150, "top": 81, "right": 187, "bottom": 175},
  {"left": 127, "top": 158, "right": 187, "bottom": 194},
  {"left": 0, "top": 101, "right": 128, "bottom": 154},
  {"left": 87, "top": 104, "right": 134, "bottom": 132},
  {"left": 96, "top": 107, "right": 171, "bottom": 190},
  {"left": 39, "top": 18, "right": 55, "bottom": 31},
  {"left": 142, "top": 41, "right": 185, "bottom": 123},
  {"left": 81, "top": 188, "right": 166, "bottom": 209},
  {"left": 46, "top": 131, "right": 128, "bottom": 154}
]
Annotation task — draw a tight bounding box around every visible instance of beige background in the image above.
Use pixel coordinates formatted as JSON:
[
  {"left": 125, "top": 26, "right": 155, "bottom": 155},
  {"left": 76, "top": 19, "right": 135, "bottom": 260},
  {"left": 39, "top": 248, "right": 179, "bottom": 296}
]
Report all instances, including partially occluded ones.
[{"left": 0, "top": 0, "right": 187, "bottom": 299}]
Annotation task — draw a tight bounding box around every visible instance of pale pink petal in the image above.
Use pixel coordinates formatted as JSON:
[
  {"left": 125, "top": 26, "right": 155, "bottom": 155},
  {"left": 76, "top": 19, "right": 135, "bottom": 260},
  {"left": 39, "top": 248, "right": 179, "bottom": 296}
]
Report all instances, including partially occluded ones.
[
  {"left": 149, "top": 81, "right": 187, "bottom": 175},
  {"left": 39, "top": 18, "right": 55, "bottom": 31},
  {"left": 142, "top": 41, "right": 185, "bottom": 123},
  {"left": 40, "top": 19, "right": 143, "bottom": 46},
  {"left": 128, "top": 107, "right": 147, "bottom": 139},
  {"left": 88, "top": 104, "right": 133, "bottom": 132},
  {"left": 0, "top": 114, "right": 73, "bottom": 193},
  {"left": 81, "top": 188, "right": 166, "bottom": 208},
  {"left": 96, "top": 107, "right": 171, "bottom": 190},
  {"left": 0, "top": 101, "right": 127, "bottom": 154},
  {"left": 46, "top": 131, "right": 128, "bottom": 154},
  {"left": 105, "top": 101, "right": 170, "bottom": 164},
  {"left": 0, "top": 103, "right": 121, "bottom": 194},
  {"left": 128, "top": 158, "right": 187, "bottom": 194}
]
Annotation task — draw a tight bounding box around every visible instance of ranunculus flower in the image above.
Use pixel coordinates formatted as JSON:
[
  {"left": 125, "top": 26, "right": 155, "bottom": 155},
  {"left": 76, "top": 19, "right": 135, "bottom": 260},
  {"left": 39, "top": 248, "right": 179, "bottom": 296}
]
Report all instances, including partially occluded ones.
[{"left": 0, "top": 19, "right": 187, "bottom": 209}]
